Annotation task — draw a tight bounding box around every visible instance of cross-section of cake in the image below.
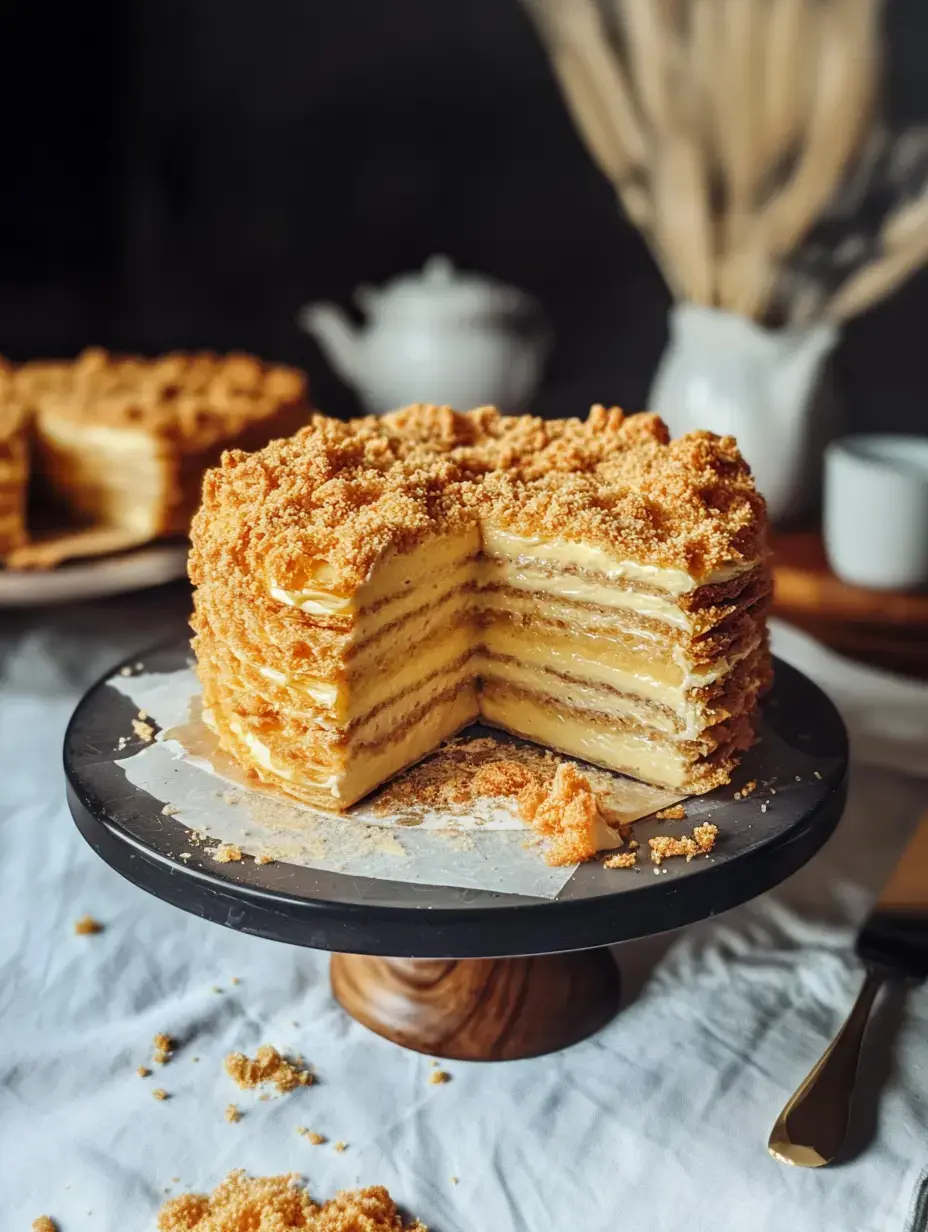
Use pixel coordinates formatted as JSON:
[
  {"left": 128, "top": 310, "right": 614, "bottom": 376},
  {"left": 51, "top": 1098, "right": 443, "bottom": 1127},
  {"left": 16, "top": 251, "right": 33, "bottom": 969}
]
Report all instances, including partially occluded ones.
[
  {"left": 12, "top": 348, "right": 309, "bottom": 541},
  {"left": 189, "top": 405, "right": 771, "bottom": 809}
]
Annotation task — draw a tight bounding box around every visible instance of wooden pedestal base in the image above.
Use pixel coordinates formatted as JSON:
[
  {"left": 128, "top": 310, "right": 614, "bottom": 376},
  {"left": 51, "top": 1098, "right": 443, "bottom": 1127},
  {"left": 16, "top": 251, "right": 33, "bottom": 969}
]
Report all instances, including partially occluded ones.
[{"left": 330, "top": 950, "right": 621, "bottom": 1061}]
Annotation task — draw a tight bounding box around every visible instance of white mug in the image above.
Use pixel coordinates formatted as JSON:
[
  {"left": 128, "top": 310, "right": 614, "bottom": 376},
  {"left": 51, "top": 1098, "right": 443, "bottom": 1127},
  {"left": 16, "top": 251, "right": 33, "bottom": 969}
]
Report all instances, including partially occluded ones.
[{"left": 824, "top": 434, "right": 928, "bottom": 591}]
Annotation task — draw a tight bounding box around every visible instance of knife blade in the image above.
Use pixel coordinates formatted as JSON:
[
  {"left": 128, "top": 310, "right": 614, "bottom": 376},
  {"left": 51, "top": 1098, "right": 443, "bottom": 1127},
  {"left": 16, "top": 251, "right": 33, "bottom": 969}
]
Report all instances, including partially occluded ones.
[
  {"left": 769, "top": 808, "right": 928, "bottom": 1167},
  {"left": 856, "top": 809, "right": 928, "bottom": 978}
]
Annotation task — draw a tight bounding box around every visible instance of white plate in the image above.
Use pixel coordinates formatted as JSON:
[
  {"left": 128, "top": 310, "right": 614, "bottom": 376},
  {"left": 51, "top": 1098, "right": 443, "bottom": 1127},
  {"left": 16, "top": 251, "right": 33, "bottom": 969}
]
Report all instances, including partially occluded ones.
[{"left": 0, "top": 543, "right": 189, "bottom": 607}]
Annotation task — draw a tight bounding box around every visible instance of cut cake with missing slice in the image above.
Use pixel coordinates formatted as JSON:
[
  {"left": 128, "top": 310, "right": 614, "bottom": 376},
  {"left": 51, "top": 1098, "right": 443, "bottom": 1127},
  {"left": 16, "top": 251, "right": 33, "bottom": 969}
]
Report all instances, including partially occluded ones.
[{"left": 189, "top": 404, "right": 771, "bottom": 810}]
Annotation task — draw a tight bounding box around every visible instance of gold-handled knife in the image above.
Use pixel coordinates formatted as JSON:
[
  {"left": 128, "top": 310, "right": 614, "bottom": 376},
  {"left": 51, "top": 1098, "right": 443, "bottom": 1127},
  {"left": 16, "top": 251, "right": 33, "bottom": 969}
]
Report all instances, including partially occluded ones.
[{"left": 769, "top": 808, "right": 928, "bottom": 1167}]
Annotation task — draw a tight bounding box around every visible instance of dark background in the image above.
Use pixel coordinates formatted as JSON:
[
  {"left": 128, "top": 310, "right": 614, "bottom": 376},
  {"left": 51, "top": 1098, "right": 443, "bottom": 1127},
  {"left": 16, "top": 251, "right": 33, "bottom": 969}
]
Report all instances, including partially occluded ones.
[{"left": 3, "top": 0, "right": 928, "bottom": 429}]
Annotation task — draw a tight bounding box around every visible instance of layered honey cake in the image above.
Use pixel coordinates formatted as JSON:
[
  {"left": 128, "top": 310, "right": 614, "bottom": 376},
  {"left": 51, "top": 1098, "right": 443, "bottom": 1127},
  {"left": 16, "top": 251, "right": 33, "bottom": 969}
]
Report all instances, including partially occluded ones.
[
  {"left": 0, "top": 363, "right": 29, "bottom": 556},
  {"left": 190, "top": 405, "right": 771, "bottom": 809},
  {"left": 10, "top": 348, "right": 308, "bottom": 542}
]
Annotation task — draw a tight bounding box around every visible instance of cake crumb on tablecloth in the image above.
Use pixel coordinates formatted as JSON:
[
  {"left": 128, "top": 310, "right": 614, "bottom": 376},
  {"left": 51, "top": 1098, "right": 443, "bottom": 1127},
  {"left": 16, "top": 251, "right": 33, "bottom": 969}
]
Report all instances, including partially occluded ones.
[
  {"left": 153, "top": 1033, "right": 175, "bottom": 1065},
  {"left": 137, "top": 1066, "right": 152, "bottom": 1078},
  {"left": 297, "top": 1127, "right": 326, "bottom": 1145},
  {"left": 225, "top": 1104, "right": 243, "bottom": 1123},
  {"left": 32, "top": 1218, "right": 57, "bottom": 1232},
  {"left": 224, "top": 1045, "right": 312, "bottom": 1094},
  {"left": 155, "top": 1172, "right": 425, "bottom": 1232},
  {"left": 428, "top": 1070, "right": 451, "bottom": 1085},
  {"left": 74, "top": 915, "right": 103, "bottom": 935},
  {"left": 333, "top": 1141, "right": 348, "bottom": 1153},
  {"left": 152, "top": 1088, "right": 169, "bottom": 1101}
]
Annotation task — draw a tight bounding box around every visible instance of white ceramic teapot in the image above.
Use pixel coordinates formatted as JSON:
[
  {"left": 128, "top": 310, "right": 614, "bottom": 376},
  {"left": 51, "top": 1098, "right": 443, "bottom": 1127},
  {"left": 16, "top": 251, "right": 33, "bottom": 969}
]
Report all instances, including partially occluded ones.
[{"left": 299, "top": 255, "right": 550, "bottom": 413}]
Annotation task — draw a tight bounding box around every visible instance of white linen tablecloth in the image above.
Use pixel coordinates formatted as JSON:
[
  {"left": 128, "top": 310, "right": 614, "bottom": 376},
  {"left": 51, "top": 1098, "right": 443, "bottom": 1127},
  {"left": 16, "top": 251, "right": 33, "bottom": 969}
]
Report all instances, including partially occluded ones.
[{"left": 2, "top": 586, "right": 927, "bottom": 1231}]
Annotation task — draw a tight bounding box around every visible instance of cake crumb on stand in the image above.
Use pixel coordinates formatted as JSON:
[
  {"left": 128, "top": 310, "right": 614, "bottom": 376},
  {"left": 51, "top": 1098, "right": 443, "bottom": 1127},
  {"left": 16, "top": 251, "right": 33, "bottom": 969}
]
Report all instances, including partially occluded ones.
[{"left": 649, "top": 823, "right": 719, "bottom": 865}]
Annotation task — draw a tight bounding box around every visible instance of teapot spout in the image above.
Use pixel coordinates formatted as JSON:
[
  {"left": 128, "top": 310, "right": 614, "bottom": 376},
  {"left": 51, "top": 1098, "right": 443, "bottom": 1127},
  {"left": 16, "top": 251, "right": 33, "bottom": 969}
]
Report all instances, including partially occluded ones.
[{"left": 299, "top": 302, "right": 362, "bottom": 387}]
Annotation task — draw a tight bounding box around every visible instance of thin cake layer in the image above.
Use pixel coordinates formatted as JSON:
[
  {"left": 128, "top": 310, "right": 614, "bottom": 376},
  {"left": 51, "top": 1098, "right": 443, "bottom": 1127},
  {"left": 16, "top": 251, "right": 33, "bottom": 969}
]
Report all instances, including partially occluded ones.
[{"left": 190, "top": 405, "right": 771, "bottom": 808}]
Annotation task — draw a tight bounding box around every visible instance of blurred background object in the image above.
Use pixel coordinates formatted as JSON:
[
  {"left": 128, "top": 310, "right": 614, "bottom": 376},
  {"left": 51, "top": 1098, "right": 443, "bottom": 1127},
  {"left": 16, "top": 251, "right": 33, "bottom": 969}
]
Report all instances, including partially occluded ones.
[
  {"left": 5, "top": 0, "right": 928, "bottom": 433},
  {"left": 300, "top": 255, "right": 550, "bottom": 412},
  {"left": 524, "top": 0, "right": 928, "bottom": 522}
]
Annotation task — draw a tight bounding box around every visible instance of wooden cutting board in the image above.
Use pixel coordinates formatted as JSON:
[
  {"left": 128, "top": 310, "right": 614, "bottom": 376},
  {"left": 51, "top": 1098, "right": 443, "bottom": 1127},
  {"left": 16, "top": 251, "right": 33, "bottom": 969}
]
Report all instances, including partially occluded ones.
[{"left": 771, "top": 531, "right": 928, "bottom": 679}]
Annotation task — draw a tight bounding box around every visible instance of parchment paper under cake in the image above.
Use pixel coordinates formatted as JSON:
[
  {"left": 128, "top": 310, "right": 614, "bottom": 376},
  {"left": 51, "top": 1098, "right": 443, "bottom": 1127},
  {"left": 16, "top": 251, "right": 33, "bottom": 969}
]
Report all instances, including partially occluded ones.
[{"left": 111, "top": 667, "right": 685, "bottom": 900}]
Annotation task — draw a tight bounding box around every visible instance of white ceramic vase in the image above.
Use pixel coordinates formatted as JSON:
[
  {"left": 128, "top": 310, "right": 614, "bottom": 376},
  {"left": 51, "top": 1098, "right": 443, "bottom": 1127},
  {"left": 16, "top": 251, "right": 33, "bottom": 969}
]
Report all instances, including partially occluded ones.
[{"left": 649, "top": 303, "right": 839, "bottom": 525}]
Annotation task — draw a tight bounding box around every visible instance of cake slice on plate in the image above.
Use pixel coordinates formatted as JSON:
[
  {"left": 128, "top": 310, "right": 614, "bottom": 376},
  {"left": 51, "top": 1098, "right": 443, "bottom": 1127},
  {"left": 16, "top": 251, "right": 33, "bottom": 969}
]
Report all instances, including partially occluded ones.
[
  {"left": 15, "top": 348, "right": 309, "bottom": 540},
  {"left": 189, "top": 405, "right": 771, "bottom": 809},
  {"left": 0, "top": 363, "right": 29, "bottom": 557}
]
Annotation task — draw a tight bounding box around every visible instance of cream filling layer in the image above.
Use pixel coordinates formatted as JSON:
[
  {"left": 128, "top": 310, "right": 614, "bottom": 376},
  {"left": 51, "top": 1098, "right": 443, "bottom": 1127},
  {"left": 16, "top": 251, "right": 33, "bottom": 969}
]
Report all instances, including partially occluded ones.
[
  {"left": 476, "top": 654, "right": 714, "bottom": 738},
  {"left": 480, "top": 621, "right": 757, "bottom": 708},
  {"left": 268, "top": 527, "right": 481, "bottom": 618},
  {"left": 230, "top": 687, "right": 478, "bottom": 805},
  {"left": 478, "top": 559, "right": 691, "bottom": 629},
  {"left": 479, "top": 685, "right": 692, "bottom": 789},
  {"left": 479, "top": 525, "right": 756, "bottom": 594}
]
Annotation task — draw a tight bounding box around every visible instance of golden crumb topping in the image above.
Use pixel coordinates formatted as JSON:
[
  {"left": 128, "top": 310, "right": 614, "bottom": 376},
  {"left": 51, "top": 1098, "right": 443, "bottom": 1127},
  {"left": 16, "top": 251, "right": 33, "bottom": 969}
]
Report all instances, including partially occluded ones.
[
  {"left": 13, "top": 348, "right": 307, "bottom": 446},
  {"left": 156, "top": 1173, "right": 426, "bottom": 1232},
  {"left": 189, "top": 405, "right": 766, "bottom": 612},
  {"left": 224, "top": 1045, "right": 312, "bottom": 1094}
]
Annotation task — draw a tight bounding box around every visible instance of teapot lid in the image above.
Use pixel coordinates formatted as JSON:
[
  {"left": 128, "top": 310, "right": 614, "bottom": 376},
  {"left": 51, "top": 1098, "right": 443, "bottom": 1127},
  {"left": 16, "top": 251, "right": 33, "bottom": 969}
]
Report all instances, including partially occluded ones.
[{"left": 358, "top": 256, "right": 534, "bottom": 321}]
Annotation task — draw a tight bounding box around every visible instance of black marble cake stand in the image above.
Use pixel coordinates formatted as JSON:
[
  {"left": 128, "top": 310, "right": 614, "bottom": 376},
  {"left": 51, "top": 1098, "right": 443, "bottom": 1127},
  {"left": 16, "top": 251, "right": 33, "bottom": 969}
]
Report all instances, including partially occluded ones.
[{"left": 66, "top": 639, "right": 848, "bottom": 1061}]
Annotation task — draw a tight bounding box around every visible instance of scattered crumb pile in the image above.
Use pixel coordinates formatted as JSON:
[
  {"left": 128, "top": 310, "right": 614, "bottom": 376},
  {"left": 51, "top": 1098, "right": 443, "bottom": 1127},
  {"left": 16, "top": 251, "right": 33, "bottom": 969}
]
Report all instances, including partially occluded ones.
[
  {"left": 372, "top": 735, "right": 560, "bottom": 818},
  {"left": 649, "top": 823, "right": 718, "bottom": 865},
  {"left": 734, "top": 780, "right": 757, "bottom": 801},
  {"left": 213, "top": 843, "right": 243, "bottom": 864},
  {"left": 519, "top": 763, "right": 606, "bottom": 866},
  {"left": 603, "top": 851, "right": 638, "bottom": 869},
  {"left": 32, "top": 1217, "right": 57, "bottom": 1232},
  {"left": 655, "top": 804, "right": 687, "bottom": 821},
  {"left": 74, "top": 915, "right": 103, "bottom": 935},
  {"left": 153, "top": 1033, "right": 175, "bottom": 1065},
  {"left": 156, "top": 1172, "right": 426, "bottom": 1232},
  {"left": 372, "top": 735, "right": 632, "bottom": 866},
  {"left": 224, "top": 1045, "right": 312, "bottom": 1094}
]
